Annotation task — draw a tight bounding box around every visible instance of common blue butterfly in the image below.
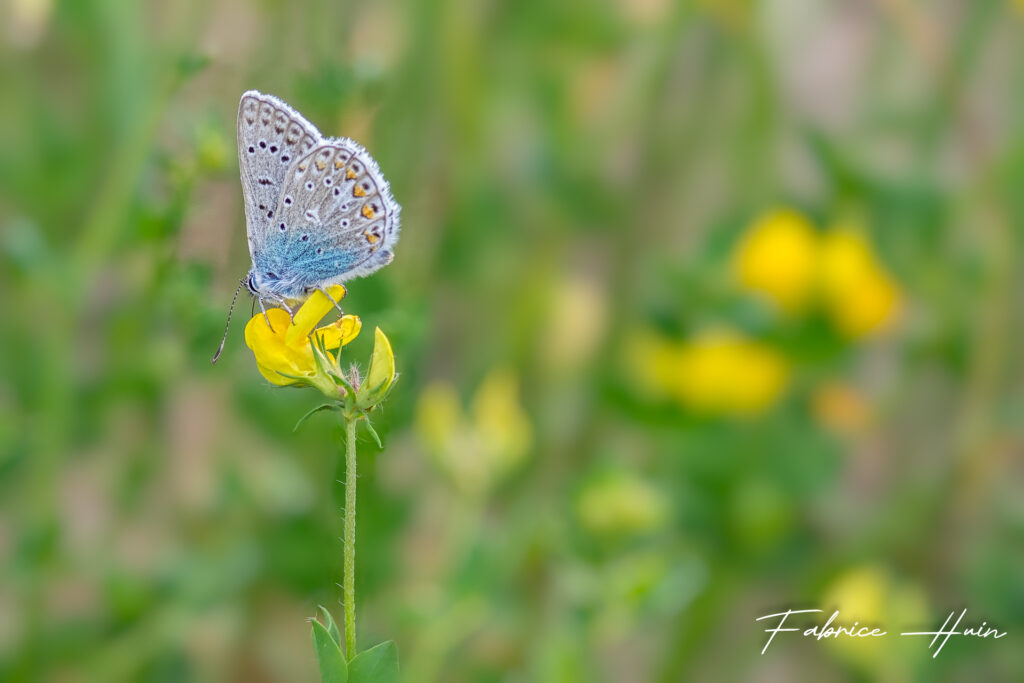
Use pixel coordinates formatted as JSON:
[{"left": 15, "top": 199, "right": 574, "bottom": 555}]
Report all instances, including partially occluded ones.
[{"left": 213, "top": 91, "right": 400, "bottom": 362}]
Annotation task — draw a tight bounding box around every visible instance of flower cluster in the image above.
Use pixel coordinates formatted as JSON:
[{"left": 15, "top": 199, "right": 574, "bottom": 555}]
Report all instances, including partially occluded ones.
[
  {"left": 626, "top": 208, "right": 904, "bottom": 419},
  {"left": 732, "top": 210, "right": 902, "bottom": 338},
  {"left": 415, "top": 368, "right": 532, "bottom": 497}
]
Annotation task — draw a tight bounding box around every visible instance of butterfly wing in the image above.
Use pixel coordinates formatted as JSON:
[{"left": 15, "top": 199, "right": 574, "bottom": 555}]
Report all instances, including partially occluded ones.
[
  {"left": 237, "top": 90, "right": 322, "bottom": 260},
  {"left": 254, "top": 140, "right": 401, "bottom": 297}
]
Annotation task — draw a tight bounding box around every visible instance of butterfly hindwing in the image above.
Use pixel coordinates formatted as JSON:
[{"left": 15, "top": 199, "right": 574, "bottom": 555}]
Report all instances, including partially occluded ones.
[
  {"left": 254, "top": 140, "right": 400, "bottom": 295},
  {"left": 237, "top": 91, "right": 322, "bottom": 259}
]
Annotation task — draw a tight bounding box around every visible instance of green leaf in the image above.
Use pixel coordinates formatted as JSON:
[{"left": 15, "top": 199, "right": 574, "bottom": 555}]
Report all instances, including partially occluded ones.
[
  {"left": 294, "top": 403, "right": 342, "bottom": 432},
  {"left": 312, "top": 620, "right": 348, "bottom": 683},
  {"left": 348, "top": 641, "right": 399, "bottom": 683},
  {"left": 318, "top": 605, "right": 342, "bottom": 648}
]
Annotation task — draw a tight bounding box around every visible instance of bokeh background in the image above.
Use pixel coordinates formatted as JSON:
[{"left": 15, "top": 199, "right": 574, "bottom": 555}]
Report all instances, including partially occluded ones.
[{"left": 2, "top": 0, "right": 1024, "bottom": 680}]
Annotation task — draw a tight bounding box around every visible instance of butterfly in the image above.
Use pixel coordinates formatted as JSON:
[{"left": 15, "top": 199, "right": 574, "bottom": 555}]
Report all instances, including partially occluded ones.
[{"left": 213, "top": 90, "right": 400, "bottom": 363}]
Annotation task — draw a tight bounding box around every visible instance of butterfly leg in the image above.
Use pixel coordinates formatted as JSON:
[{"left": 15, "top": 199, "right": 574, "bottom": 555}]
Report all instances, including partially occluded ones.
[
  {"left": 272, "top": 296, "right": 297, "bottom": 324},
  {"left": 318, "top": 287, "right": 345, "bottom": 315},
  {"left": 257, "top": 296, "right": 275, "bottom": 332}
]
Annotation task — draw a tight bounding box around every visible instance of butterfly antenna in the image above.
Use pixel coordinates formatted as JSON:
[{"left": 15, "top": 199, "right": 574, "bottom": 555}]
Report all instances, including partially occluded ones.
[{"left": 211, "top": 277, "right": 246, "bottom": 364}]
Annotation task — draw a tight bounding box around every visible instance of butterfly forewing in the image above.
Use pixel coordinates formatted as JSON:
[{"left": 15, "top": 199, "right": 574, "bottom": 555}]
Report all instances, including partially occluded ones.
[{"left": 237, "top": 91, "right": 322, "bottom": 259}]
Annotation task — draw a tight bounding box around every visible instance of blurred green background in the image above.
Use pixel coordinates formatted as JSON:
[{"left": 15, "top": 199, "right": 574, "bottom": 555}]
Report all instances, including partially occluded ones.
[{"left": 2, "top": 0, "right": 1024, "bottom": 680}]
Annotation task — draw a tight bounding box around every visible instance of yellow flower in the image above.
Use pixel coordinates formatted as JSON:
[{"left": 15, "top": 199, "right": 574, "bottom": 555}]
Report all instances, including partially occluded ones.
[
  {"left": 577, "top": 473, "right": 668, "bottom": 538},
  {"left": 626, "top": 328, "right": 789, "bottom": 416},
  {"left": 415, "top": 369, "right": 532, "bottom": 497},
  {"left": 244, "top": 285, "right": 361, "bottom": 389},
  {"left": 821, "top": 565, "right": 929, "bottom": 673},
  {"left": 675, "top": 330, "right": 789, "bottom": 414},
  {"left": 818, "top": 226, "right": 902, "bottom": 339},
  {"left": 733, "top": 209, "right": 819, "bottom": 313}
]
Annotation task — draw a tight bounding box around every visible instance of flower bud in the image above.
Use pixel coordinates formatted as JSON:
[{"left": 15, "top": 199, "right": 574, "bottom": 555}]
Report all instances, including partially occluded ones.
[{"left": 356, "top": 327, "right": 397, "bottom": 410}]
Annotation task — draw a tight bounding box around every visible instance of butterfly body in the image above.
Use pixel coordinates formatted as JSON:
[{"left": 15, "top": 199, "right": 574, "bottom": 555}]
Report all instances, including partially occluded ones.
[{"left": 237, "top": 90, "right": 400, "bottom": 303}]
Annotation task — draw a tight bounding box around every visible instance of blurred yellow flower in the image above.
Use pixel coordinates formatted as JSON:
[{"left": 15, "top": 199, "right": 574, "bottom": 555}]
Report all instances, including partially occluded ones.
[
  {"left": 732, "top": 210, "right": 903, "bottom": 339},
  {"left": 3, "top": 0, "right": 53, "bottom": 49},
  {"left": 415, "top": 368, "right": 532, "bottom": 496},
  {"left": 541, "top": 274, "right": 608, "bottom": 376},
  {"left": 577, "top": 473, "right": 668, "bottom": 538},
  {"left": 821, "top": 565, "right": 929, "bottom": 672},
  {"left": 626, "top": 328, "right": 789, "bottom": 416},
  {"left": 818, "top": 226, "right": 902, "bottom": 339},
  {"left": 733, "top": 209, "right": 819, "bottom": 313},
  {"left": 244, "top": 285, "right": 361, "bottom": 390},
  {"left": 675, "top": 330, "right": 789, "bottom": 414}
]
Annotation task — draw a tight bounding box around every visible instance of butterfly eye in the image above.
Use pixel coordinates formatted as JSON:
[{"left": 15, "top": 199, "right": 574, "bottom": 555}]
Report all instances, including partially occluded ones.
[
  {"left": 269, "top": 145, "right": 278, "bottom": 153},
  {"left": 279, "top": 223, "right": 286, "bottom": 231},
  {"left": 284, "top": 196, "right": 292, "bottom": 205},
  {"left": 248, "top": 146, "right": 255, "bottom": 154},
  {"left": 317, "top": 247, "right": 323, "bottom": 254},
  {"left": 325, "top": 178, "right": 332, "bottom": 185},
  {"left": 281, "top": 155, "right": 290, "bottom": 162},
  {"left": 306, "top": 182, "right": 313, "bottom": 190},
  {"left": 259, "top": 141, "right": 266, "bottom": 149},
  {"left": 333, "top": 188, "right": 340, "bottom": 196},
  {"left": 266, "top": 210, "right": 273, "bottom": 218},
  {"left": 301, "top": 234, "right": 309, "bottom": 241}
]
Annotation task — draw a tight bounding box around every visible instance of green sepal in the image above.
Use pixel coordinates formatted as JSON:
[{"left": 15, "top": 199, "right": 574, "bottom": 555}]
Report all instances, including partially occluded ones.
[
  {"left": 275, "top": 370, "right": 315, "bottom": 384},
  {"left": 348, "top": 641, "right": 399, "bottom": 683},
  {"left": 361, "top": 416, "right": 383, "bottom": 449},
  {"left": 293, "top": 403, "right": 343, "bottom": 432}
]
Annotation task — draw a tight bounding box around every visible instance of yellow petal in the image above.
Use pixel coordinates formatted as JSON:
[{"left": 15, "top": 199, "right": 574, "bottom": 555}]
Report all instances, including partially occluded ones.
[
  {"left": 245, "top": 308, "right": 313, "bottom": 376},
  {"left": 315, "top": 314, "right": 362, "bottom": 350},
  {"left": 286, "top": 285, "right": 347, "bottom": 347},
  {"left": 356, "top": 327, "right": 397, "bottom": 410}
]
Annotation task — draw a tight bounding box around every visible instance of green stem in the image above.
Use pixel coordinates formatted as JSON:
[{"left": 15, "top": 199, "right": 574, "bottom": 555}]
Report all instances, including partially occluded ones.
[{"left": 343, "top": 414, "right": 358, "bottom": 660}]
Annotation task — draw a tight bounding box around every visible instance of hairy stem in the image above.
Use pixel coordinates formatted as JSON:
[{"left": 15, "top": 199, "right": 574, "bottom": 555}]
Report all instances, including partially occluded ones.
[{"left": 343, "top": 415, "right": 358, "bottom": 659}]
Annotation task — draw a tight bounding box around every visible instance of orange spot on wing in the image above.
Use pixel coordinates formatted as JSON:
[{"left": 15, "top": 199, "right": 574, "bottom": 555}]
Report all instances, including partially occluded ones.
[
  {"left": 364, "top": 231, "right": 379, "bottom": 244},
  {"left": 362, "top": 205, "right": 375, "bottom": 219},
  {"left": 346, "top": 169, "right": 358, "bottom": 180},
  {"left": 353, "top": 185, "right": 367, "bottom": 197},
  {"left": 315, "top": 160, "right": 326, "bottom": 171},
  {"left": 335, "top": 160, "right": 344, "bottom": 169}
]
